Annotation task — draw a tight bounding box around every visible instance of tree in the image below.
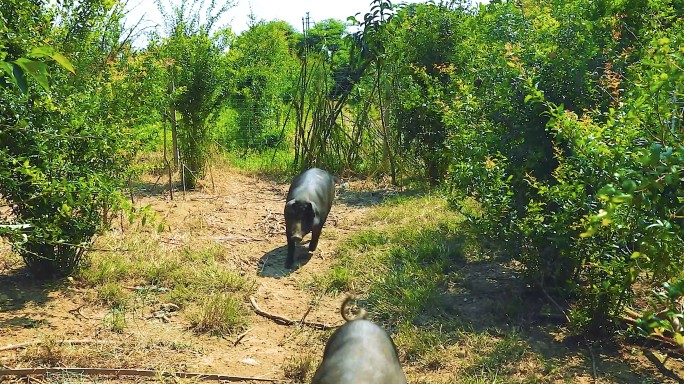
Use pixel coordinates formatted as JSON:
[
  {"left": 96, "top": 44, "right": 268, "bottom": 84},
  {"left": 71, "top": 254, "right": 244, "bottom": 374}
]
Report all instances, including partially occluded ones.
[
  {"left": 385, "top": 2, "right": 471, "bottom": 185},
  {"left": 441, "top": 0, "right": 684, "bottom": 334},
  {"left": 153, "top": 0, "right": 235, "bottom": 188},
  {"left": 0, "top": 0, "right": 163, "bottom": 277},
  {"left": 227, "top": 20, "right": 298, "bottom": 153}
]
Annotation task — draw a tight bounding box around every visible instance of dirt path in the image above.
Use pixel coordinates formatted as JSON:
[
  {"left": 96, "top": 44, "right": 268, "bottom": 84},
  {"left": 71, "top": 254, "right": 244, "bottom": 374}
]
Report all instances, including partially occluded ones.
[{"left": 0, "top": 168, "right": 379, "bottom": 382}]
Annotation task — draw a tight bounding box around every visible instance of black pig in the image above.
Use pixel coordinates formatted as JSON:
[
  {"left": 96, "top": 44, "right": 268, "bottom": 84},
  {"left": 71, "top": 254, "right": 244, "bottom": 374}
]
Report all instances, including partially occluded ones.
[
  {"left": 311, "top": 297, "right": 407, "bottom": 384},
  {"left": 284, "top": 168, "right": 335, "bottom": 269}
]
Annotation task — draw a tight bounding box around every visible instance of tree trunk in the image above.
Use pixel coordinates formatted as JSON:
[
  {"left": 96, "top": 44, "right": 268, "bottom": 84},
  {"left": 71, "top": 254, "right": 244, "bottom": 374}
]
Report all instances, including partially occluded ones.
[
  {"left": 169, "top": 79, "right": 179, "bottom": 169},
  {"left": 376, "top": 63, "right": 397, "bottom": 185}
]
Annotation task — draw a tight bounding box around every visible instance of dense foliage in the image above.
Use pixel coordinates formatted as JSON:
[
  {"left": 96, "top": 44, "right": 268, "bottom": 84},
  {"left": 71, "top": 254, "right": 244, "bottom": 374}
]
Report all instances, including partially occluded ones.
[
  {"left": 226, "top": 20, "right": 298, "bottom": 153},
  {"left": 151, "top": 0, "right": 235, "bottom": 188},
  {"left": 1, "top": 0, "right": 683, "bottom": 341},
  {"left": 437, "top": 0, "right": 684, "bottom": 335},
  {"left": 0, "top": 0, "right": 164, "bottom": 277}
]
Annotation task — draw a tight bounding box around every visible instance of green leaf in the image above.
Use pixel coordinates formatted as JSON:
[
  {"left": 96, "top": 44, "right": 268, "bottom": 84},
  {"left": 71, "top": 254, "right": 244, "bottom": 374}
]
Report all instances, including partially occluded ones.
[
  {"left": 14, "top": 58, "right": 50, "bottom": 91},
  {"left": 621, "top": 179, "right": 637, "bottom": 192},
  {"left": 580, "top": 227, "right": 596, "bottom": 238},
  {"left": 598, "top": 184, "right": 617, "bottom": 196},
  {"left": 11, "top": 63, "right": 28, "bottom": 93},
  {"left": 675, "top": 333, "right": 684, "bottom": 346},
  {"left": 51, "top": 52, "right": 76, "bottom": 73},
  {"left": 611, "top": 194, "right": 633, "bottom": 204},
  {"left": 0, "top": 61, "right": 13, "bottom": 76},
  {"left": 60, "top": 203, "right": 72, "bottom": 217},
  {"left": 31, "top": 47, "right": 76, "bottom": 74},
  {"left": 29, "top": 46, "right": 55, "bottom": 58}
]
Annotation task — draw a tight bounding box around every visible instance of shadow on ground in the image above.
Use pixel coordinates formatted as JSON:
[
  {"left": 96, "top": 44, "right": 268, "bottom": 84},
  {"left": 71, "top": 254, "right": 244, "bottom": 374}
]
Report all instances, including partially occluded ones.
[
  {"left": 257, "top": 243, "right": 313, "bottom": 278},
  {"left": 437, "top": 257, "right": 682, "bottom": 383},
  {"left": 336, "top": 186, "right": 423, "bottom": 208},
  {"left": 130, "top": 179, "right": 180, "bottom": 199},
  {"left": 0, "top": 265, "right": 64, "bottom": 330}
]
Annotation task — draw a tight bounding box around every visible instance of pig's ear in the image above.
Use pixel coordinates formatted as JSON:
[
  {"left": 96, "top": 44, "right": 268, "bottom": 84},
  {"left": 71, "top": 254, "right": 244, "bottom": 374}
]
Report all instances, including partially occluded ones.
[{"left": 285, "top": 199, "right": 296, "bottom": 213}]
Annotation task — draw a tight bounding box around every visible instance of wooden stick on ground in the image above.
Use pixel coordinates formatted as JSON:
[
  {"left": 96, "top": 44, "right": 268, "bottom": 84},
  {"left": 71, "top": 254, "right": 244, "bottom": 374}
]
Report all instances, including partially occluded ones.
[
  {"left": 0, "top": 367, "right": 282, "bottom": 382},
  {"left": 535, "top": 279, "right": 571, "bottom": 324},
  {"left": 233, "top": 328, "right": 252, "bottom": 346},
  {"left": 249, "top": 297, "right": 339, "bottom": 330}
]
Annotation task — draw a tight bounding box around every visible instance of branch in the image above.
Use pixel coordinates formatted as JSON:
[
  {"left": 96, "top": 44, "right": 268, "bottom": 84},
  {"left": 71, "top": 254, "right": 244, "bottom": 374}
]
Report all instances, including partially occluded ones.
[
  {"left": 0, "top": 367, "right": 282, "bottom": 382},
  {"left": 643, "top": 350, "right": 684, "bottom": 384},
  {"left": 622, "top": 308, "right": 684, "bottom": 358},
  {"left": 249, "top": 296, "right": 339, "bottom": 330},
  {"left": 534, "top": 278, "right": 571, "bottom": 323}
]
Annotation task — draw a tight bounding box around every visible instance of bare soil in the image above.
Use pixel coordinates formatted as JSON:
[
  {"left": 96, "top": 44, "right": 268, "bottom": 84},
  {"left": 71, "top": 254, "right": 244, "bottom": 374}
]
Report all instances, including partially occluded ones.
[{"left": 1, "top": 167, "right": 684, "bottom": 383}]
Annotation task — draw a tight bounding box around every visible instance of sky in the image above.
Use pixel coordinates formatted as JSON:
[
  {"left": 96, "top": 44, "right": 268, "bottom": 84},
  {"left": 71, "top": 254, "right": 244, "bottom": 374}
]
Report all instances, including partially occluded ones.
[{"left": 124, "top": 0, "right": 488, "bottom": 44}]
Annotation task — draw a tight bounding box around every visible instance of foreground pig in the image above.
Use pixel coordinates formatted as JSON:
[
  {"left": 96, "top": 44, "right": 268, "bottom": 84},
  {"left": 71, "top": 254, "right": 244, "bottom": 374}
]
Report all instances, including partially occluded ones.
[
  {"left": 284, "top": 168, "right": 335, "bottom": 269},
  {"left": 311, "top": 297, "right": 407, "bottom": 384}
]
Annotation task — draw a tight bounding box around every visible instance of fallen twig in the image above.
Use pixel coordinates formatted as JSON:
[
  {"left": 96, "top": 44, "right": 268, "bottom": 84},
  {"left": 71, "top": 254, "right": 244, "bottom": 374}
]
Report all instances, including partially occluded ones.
[
  {"left": 159, "top": 238, "right": 182, "bottom": 245},
  {"left": 233, "top": 328, "right": 252, "bottom": 346},
  {"left": 301, "top": 290, "right": 327, "bottom": 325},
  {"left": 213, "top": 234, "right": 265, "bottom": 243},
  {"left": 643, "top": 350, "right": 684, "bottom": 384},
  {"left": 249, "top": 297, "right": 339, "bottom": 330},
  {"left": 0, "top": 367, "right": 282, "bottom": 382},
  {"left": 536, "top": 280, "right": 571, "bottom": 323},
  {"left": 68, "top": 304, "right": 89, "bottom": 320},
  {"left": 0, "top": 340, "right": 115, "bottom": 353},
  {"left": 299, "top": 305, "right": 313, "bottom": 324}
]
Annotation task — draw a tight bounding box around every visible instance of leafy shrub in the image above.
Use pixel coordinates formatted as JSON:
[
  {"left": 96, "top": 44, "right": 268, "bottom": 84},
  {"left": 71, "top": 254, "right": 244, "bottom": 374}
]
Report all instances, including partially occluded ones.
[
  {"left": 442, "top": 0, "right": 683, "bottom": 334},
  {"left": 0, "top": 0, "right": 165, "bottom": 277}
]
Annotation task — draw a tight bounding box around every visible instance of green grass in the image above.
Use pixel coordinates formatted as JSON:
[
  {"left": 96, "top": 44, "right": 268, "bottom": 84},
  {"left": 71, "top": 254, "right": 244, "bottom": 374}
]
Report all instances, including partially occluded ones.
[
  {"left": 77, "top": 233, "right": 254, "bottom": 334},
  {"left": 180, "top": 243, "right": 225, "bottom": 264},
  {"left": 78, "top": 235, "right": 162, "bottom": 285},
  {"left": 302, "top": 193, "right": 576, "bottom": 382},
  {"left": 283, "top": 353, "right": 318, "bottom": 383},
  {"left": 394, "top": 324, "right": 452, "bottom": 368},
  {"left": 314, "top": 194, "right": 467, "bottom": 324},
  {"left": 222, "top": 147, "right": 293, "bottom": 179},
  {"left": 104, "top": 307, "right": 127, "bottom": 333},
  {"left": 96, "top": 282, "right": 130, "bottom": 309},
  {"left": 187, "top": 293, "right": 248, "bottom": 336}
]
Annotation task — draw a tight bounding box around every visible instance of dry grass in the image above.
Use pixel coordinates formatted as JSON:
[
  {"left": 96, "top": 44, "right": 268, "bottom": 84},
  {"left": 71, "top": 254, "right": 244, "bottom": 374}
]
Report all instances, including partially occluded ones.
[
  {"left": 282, "top": 353, "right": 318, "bottom": 383},
  {"left": 13, "top": 337, "right": 194, "bottom": 371},
  {"left": 74, "top": 231, "right": 255, "bottom": 337}
]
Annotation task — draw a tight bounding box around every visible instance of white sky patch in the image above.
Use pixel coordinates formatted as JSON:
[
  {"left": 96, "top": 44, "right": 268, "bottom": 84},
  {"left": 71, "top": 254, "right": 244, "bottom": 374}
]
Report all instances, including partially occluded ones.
[{"left": 123, "top": 0, "right": 489, "bottom": 47}]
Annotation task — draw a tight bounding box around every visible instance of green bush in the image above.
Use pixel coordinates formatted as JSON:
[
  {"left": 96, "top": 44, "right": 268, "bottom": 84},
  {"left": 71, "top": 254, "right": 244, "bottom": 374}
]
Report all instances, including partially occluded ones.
[
  {"left": 440, "top": 0, "right": 684, "bottom": 334},
  {"left": 0, "top": 0, "right": 164, "bottom": 277}
]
